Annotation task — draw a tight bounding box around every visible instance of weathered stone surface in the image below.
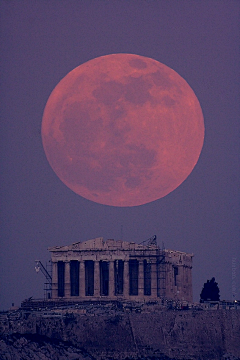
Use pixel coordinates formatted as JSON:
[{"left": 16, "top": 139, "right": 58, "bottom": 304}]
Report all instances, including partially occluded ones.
[
  {"left": 0, "top": 333, "right": 94, "bottom": 360},
  {"left": 49, "top": 237, "right": 193, "bottom": 302},
  {"left": 0, "top": 308, "right": 240, "bottom": 360}
]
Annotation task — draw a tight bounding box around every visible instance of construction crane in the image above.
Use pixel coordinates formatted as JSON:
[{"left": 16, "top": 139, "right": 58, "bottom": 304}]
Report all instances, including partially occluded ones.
[
  {"left": 140, "top": 235, "right": 157, "bottom": 246},
  {"left": 35, "top": 260, "right": 52, "bottom": 299}
]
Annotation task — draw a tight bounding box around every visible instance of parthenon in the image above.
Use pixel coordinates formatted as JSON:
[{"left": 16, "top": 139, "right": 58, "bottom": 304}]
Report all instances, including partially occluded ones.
[{"left": 48, "top": 237, "right": 193, "bottom": 302}]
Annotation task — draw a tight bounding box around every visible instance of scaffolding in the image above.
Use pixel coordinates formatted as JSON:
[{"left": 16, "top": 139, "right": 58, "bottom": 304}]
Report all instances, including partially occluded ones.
[
  {"left": 157, "top": 243, "right": 166, "bottom": 299},
  {"left": 129, "top": 236, "right": 166, "bottom": 299}
]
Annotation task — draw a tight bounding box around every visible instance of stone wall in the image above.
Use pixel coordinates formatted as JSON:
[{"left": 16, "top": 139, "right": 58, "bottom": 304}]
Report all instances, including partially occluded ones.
[{"left": 0, "top": 306, "right": 240, "bottom": 359}]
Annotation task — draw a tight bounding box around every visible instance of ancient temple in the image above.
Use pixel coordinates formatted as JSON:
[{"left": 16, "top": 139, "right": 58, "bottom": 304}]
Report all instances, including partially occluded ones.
[{"left": 48, "top": 237, "right": 193, "bottom": 302}]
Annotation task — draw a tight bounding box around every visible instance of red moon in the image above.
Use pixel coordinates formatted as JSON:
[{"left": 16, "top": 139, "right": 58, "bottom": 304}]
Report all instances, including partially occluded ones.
[{"left": 41, "top": 54, "right": 204, "bottom": 206}]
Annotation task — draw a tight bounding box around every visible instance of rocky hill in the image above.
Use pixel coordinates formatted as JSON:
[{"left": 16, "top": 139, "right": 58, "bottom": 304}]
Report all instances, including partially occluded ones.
[{"left": 0, "top": 303, "right": 240, "bottom": 360}]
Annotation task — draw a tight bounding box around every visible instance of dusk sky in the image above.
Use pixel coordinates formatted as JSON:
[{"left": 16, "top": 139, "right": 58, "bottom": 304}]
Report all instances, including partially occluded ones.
[{"left": 1, "top": 1, "right": 239, "bottom": 310}]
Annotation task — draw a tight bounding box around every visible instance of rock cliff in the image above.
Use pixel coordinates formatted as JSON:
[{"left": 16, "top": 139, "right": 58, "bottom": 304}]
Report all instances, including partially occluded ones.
[{"left": 0, "top": 304, "right": 239, "bottom": 360}]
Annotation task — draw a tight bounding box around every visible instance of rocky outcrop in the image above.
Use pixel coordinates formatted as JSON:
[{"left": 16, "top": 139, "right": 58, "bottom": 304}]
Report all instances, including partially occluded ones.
[
  {"left": 0, "top": 306, "right": 240, "bottom": 360},
  {"left": 0, "top": 333, "right": 95, "bottom": 360}
]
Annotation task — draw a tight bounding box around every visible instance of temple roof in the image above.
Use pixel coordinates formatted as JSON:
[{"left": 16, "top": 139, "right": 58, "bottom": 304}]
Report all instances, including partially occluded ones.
[
  {"left": 48, "top": 237, "right": 193, "bottom": 258},
  {"left": 48, "top": 237, "right": 157, "bottom": 252}
]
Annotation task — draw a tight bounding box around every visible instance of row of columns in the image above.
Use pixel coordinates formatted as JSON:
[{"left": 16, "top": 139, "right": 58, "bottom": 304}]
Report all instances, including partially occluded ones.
[{"left": 52, "top": 259, "right": 158, "bottom": 299}]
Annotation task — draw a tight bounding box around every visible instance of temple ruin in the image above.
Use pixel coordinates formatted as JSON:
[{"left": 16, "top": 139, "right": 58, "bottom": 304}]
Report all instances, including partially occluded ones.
[{"left": 48, "top": 237, "right": 193, "bottom": 302}]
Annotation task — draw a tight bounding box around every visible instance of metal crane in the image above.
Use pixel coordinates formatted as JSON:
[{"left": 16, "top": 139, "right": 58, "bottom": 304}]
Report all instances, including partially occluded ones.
[
  {"left": 35, "top": 260, "right": 52, "bottom": 299},
  {"left": 140, "top": 235, "right": 157, "bottom": 246}
]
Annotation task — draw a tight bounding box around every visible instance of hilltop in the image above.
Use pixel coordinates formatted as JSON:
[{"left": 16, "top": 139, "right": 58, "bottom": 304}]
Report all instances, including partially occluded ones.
[{"left": 0, "top": 302, "right": 240, "bottom": 360}]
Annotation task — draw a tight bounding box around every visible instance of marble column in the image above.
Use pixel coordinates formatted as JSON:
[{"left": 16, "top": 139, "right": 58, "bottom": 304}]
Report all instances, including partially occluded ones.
[
  {"left": 138, "top": 260, "right": 144, "bottom": 297},
  {"left": 177, "top": 265, "right": 183, "bottom": 300},
  {"left": 64, "top": 261, "right": 71, "bottom": 298},
  {"left": 188, "top": 266, "right": 193, "bottom": 303},
  {"left": 79, "top": 261, "right": 85, "bottom": 298},
  {"left": 109, "top": 261, "right": 115, "bottom": 298},
  {"left": 123, "top": 260, "right": 129, "bottom": 298},
  {"left": 51, "top": 261, "right": 58, "bottom": 299},
  {"left": 151, "top": 260, "right": 158, "bottom": 298},
  {"left": 94, "top": 260, "right": 100, "bottom": 297}
]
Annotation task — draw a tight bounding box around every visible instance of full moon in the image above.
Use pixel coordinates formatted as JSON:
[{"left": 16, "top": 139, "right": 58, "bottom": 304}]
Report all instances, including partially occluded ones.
[{"left": 42, "top": 54, "right": 204, "bottom": 206}]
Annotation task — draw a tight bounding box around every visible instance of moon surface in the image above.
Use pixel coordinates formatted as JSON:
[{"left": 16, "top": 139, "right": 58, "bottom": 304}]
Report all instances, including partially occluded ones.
[{"left": 41, "top": 54, "right": 204, "bottom": 207}]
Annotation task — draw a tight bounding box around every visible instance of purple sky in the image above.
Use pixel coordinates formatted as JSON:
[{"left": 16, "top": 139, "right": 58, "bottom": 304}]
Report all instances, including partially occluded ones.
[{"left": 0, "top": 1, "right": 239, "bottom": 310}]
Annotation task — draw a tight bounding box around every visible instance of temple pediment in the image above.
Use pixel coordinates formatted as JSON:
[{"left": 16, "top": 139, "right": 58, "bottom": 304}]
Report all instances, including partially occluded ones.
[
  {"left": 48, "top": 237, "right": 159, "bottom": 252},
  {"left": 48, "top": 237, "right": 104, "bottom": 251}
]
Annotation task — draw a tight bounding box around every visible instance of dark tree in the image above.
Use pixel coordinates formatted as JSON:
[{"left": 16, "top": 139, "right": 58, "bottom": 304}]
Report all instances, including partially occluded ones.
[{"left": 200, "top": 277, "right": 220, "bottom": 302}]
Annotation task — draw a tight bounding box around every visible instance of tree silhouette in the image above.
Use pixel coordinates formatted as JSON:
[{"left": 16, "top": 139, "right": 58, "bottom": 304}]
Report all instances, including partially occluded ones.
[{"left": 200, "top": 277, "right": 220, "bottom": 302}]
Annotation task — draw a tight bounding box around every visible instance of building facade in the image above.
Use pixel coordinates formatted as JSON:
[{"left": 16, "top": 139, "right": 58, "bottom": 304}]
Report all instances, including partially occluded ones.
[{"left": 49, "top": 237, "right": 193, "bottom": 302}]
